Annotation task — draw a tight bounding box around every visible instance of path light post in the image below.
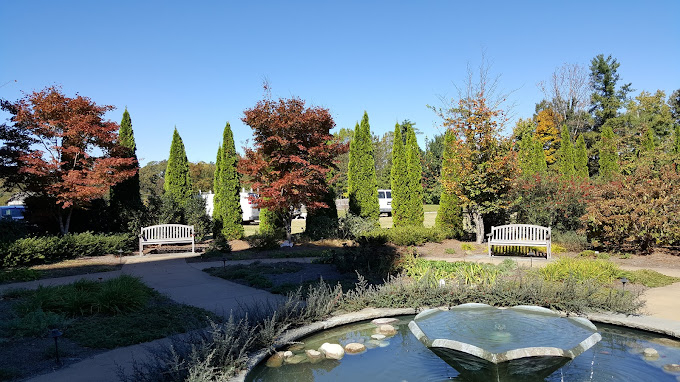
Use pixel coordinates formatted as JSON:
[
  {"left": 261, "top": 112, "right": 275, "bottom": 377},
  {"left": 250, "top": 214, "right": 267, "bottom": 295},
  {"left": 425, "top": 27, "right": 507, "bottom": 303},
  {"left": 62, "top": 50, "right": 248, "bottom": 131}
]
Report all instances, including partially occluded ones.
[
  {"left": 50, "top": 329, "right": 63, "bottom": 365},
  {"left": 620, "top": 277, "right": 629, "bottom": 293}
]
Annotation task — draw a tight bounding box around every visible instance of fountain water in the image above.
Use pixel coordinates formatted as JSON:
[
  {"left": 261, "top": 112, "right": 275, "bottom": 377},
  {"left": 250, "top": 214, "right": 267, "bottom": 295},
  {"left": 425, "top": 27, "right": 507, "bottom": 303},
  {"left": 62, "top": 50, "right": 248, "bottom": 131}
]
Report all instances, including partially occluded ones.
[{"left": 408, "top": 303, "right": 602, "bottom": 381}]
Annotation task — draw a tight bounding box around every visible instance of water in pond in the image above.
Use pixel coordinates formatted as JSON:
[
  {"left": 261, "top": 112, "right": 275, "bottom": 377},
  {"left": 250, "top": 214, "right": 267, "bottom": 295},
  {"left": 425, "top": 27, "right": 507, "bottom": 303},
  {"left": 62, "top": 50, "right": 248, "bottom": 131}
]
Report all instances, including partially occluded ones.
[
  {"left": 414, "top": 306, "right": 596, "bottom": 353},
  {"left": 247, "top": 316, "right": 680, "bottom": 382}
]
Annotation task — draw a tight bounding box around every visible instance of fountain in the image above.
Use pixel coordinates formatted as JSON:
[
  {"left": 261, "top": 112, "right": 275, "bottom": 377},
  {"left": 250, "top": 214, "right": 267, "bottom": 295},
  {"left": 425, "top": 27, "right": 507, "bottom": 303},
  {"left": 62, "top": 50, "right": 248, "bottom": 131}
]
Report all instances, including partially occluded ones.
[{"left": 408, "top": 303, "right": 602, "bottom": 382}]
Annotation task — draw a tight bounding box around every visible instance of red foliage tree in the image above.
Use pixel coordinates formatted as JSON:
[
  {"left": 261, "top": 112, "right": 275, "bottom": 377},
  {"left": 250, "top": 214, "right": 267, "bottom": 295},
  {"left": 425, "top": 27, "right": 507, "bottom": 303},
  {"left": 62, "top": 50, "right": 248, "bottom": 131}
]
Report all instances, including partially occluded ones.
[
  {"left": 239, "top": 96, "right": 346, "bottom": 241},
  {"left": 7, "top": 86, "right": 137, "bottom": 234}
]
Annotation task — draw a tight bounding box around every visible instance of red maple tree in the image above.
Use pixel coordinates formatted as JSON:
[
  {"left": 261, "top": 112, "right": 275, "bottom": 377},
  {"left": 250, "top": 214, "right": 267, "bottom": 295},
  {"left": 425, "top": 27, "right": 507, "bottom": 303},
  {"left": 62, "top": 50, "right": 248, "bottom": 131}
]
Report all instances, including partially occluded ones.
[
  {"left": 239, "top": 96, "right": 346, "bottom": 241},
  {"left": 9, "top": 86, "right": 137, "bottom": 234}
]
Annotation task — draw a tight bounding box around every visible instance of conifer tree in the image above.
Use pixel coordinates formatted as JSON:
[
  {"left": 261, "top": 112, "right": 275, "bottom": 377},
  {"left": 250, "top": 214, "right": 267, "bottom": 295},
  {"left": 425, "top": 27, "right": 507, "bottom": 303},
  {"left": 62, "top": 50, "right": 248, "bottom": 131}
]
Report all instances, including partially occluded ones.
[
  {"left": 110, "top": 107, "right": 142, "bottom": 231},
  {"left": 598, "top": 125, "right": 620, "bottom": 180},
  {"left": 164, "top": 128, "right": 192, "bottom": 206},
  {"left": 259, "top": 207, "right": 284, "bottom": 235},
  {"left": 532, "top": 139, "right": 548, "bottom": 175},
  {"left": 390, "top": 123, "right": 407, "bottom": 226},
  {"left": 518, "top": 133, "right": 536, "bottom": 176},
  {"left": 405, "top": 122, "right": 424, "bottom": 226},
  {"left": 639, "top": 128, "right": 656, "bottom": 153},
  {"left": 435, "top": 130, "right": 463, "bottom": 236},
  {"left": 213, "top": 123, "right": 243, "bottom": 239},
  {"left": 347, "top": 112, "right": 379, "bottom": 221},
  {"left": 558, "top": 126, "right": 576, "bottom": 178},
  {"left": 674, "top": 123, "right": 680, "bottom": 155},
  {"left": 574, "top": 135, "right": 589, "bottom": 179},
  {"left": 212, "top": 145, "right": 224, "bottom": 234}
]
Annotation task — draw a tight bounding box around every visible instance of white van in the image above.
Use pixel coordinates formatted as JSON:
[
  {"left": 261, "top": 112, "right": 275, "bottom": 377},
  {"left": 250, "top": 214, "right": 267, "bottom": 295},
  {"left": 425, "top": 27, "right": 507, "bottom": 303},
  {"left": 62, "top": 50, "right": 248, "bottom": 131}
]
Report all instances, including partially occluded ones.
[
  {"left": 378, "top": 189, "right": 392, "bottom": 216},
  {"left": 240, "top": 192, "right": 260, "bottom": 223}
]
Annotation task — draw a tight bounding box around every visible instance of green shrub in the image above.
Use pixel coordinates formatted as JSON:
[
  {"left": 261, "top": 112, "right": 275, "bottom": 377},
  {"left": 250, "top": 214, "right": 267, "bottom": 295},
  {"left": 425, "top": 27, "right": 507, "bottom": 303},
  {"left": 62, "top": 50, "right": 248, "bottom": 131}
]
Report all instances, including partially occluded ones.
[
  {"left": 20, "top": 276, "right": 150, "bottom": 318},
  {"left": 245, "top": 232, "right": 281, "bottom": 250},
  {"left": 0, "top": 267, "right": 42, "bottom": 283},
  {"left": 382, "top": 226, "right": 446, "bottom": 246},
  {"left": 579, "top": 250, "right": 596, "bottom": 258},
  {"left": 538, "top": 257, "right": 621, "bottom": 284},
  {"left": 1, "top": 232, "right": 133, "bottom": 268},
  {"left": 461, "top": 243, "right": 475, "bottom": 251},
  {"left": 304, "top": 215, "right": 339, "bottom": 240},
  {"left": 620, "top": 269, "right": 680, "bottom": 288},
  {"left": 7, "top": 308, "right": 67, "bottom": 337},
  {"left": 445, "top": 248, "right": 456, "bottom": 255},
  {"left": 337, "top": 213, "right": 379, "bottom": 239},
  {"left": 552, "top": 230, "right": 588, "bottom": 251}
]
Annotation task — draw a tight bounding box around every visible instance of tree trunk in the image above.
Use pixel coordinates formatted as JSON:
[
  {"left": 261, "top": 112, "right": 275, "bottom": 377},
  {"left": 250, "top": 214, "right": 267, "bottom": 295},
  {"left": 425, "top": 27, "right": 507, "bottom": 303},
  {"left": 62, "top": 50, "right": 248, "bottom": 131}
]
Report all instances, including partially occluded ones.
[
  {"left": 57, "top": 207, "right": 74, "bottom": 235},
  {"left": 284, "top": 209, "right": 293, "bottom": 243},
  {"left": 473, "top": 210, "right": 484, "bottom": 244}
]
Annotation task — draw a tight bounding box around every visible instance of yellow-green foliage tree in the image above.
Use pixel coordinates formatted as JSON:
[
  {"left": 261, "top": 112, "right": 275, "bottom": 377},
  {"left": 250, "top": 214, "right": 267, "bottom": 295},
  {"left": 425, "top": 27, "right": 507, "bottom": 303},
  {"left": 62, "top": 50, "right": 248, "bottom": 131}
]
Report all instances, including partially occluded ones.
[{"left": 534, "top": 108, "right": 561, "bottom": 165}]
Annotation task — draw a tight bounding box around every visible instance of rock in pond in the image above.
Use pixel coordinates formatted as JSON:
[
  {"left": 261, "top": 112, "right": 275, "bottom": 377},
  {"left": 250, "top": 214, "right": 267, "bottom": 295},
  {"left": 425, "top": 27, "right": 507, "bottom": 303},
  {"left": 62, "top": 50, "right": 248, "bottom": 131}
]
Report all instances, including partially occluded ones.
[
  {"left": 345, "top": 343, "right": 366, "bottom": 354},
  {"left": 651, "top": 337, "right": 680, "bottom": 348},
  {"left": 319, "top": 343, "right": 345, "bottom": 360},
  {"left": 266, "top": 352, "right": 284, "bottom": 368},
  {"left": 287, "top": 343, "right": 306, "bottom": 351},
  {"left": 283, "top": 350, "right": 294, "bottom": 359},
  {"left": 371, "top": 334, "right": 386, "bottom": 340},
  {"left": 372, "top": 317, "right": 399, "bottom": 325},
  {"left": 284, "top": 354, "right": 307, "bottom": 364},
  {"left": 306, "top": 349, "right": 323, "bottom": 360},
  {"left": 642, "top": 347, "right": 659, "bottom": 360},
  {"left": 375, "top": 324, "right": 397, "bottom": 336},
  {"left": 663, "top": 364, "right": 680, "bottom": 372}
]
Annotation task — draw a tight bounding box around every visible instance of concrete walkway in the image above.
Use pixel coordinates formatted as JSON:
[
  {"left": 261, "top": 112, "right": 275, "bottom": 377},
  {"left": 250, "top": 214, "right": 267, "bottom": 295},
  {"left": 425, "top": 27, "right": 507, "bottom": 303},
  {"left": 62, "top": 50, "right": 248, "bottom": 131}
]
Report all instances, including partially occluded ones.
[{"left": 3, "top": 253, "right": 677, "bottom": 382}]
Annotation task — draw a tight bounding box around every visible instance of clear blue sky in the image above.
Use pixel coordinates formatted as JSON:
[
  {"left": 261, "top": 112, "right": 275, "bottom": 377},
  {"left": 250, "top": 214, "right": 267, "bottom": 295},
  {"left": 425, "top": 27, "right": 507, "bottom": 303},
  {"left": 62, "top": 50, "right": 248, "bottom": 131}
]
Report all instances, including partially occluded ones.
[{"left": 2, "top": 0, "right": 679, "bottom": 165}]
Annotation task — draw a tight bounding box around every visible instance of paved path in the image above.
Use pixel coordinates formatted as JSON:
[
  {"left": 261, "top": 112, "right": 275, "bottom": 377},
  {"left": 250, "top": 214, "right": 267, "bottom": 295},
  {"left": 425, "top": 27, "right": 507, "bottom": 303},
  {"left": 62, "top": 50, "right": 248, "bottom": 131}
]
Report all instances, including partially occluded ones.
[{"left": 3, "top": 253, "right": 677, "bottom": 382}]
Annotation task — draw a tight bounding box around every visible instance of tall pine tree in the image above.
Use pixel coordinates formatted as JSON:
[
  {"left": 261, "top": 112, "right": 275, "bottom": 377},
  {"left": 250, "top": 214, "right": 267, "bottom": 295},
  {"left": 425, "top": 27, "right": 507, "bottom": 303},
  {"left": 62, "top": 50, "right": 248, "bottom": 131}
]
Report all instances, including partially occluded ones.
[
  {"left": 213, "top": 123, "right": 243, "bottom": 239},
  {"left": 598, "top": 125, "right": 620, "bottom": 181},
  {"left": 558, "top": 126, "right": 576, "bottom": 178},
  {"left": 390, "top": 123, "right": 407, "bottom": 226},
  {"left": 110, "top": 107, "right": 142, "bottom": 231},
  {"left": 673, "top": 123, "right": 680, "bottom": 155},
  {"left": 574, "top": 135, "right": 589, "bottom": 179},
  {"left": 347, "top": 112, "right": 379, "bottom": 221},
  {"left": 404, "top": 121, "right": 424, "bottom": 226},
  {"left": 435, "top": 129, "right": 463, "bottom": 236},
  {"left": 164, "top": 128, "right": 192, "bottom": 205}
]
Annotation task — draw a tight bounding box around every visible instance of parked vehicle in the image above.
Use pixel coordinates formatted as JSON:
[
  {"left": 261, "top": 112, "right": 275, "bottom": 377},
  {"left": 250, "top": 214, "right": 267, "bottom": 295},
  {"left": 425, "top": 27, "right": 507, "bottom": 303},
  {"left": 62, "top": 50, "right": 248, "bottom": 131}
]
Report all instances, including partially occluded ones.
[
  {"left": 240, "top": 192, "right": 260, "bottom": 223},
  {"left": 378, "top": 189, "right": 392, "bottom": 216},
  {"left": 0, "top": 205, "right": 25, "bottom": 220}
]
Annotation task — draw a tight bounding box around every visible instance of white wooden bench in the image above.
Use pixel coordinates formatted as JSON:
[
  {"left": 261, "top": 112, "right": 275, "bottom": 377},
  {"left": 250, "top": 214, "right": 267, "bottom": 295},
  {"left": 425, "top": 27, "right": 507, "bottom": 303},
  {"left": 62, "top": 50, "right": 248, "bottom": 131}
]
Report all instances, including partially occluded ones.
[
  {"left": 487, "top": 224, "right": 551, "bottom": 259},
  {"left": 139, "top": 224, "right": 195, "bottom": 255}
]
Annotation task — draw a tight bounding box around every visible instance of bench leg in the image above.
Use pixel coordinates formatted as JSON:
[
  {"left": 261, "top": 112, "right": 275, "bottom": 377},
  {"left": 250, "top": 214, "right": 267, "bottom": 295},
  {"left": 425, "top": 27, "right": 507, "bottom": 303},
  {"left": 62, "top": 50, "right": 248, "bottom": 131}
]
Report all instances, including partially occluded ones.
[
  {"left": 139, "top": 241, "right": 143, "bottom": 256},
  {"left": 488, "top": 243, "right": 492, "bottom": 257}
]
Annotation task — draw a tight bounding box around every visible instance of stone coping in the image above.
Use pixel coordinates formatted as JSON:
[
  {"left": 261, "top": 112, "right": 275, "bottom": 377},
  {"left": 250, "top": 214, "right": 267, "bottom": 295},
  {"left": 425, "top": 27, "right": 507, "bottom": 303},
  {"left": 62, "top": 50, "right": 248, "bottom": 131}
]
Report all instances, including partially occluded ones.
[{"left": 229, "top": 307, "right": 680, "bottom": 382}]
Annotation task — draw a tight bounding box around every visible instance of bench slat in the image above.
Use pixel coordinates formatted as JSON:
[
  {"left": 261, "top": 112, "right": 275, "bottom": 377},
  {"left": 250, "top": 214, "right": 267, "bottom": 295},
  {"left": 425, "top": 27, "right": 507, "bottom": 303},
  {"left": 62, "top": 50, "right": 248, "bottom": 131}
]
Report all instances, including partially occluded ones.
[{"left": 140, "top": 224, "right": 195, "bottom": 255}]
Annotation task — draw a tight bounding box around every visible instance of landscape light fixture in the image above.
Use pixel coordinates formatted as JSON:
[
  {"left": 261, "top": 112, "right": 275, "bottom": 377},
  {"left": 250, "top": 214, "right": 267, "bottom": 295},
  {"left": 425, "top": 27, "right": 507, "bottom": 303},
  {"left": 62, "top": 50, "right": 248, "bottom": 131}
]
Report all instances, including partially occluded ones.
[
  {"left": 49, "top": 328, "right": 63, "bottom": 365},
  {"left": 620, "top": 277, "right": 629, "bottom": 292}
]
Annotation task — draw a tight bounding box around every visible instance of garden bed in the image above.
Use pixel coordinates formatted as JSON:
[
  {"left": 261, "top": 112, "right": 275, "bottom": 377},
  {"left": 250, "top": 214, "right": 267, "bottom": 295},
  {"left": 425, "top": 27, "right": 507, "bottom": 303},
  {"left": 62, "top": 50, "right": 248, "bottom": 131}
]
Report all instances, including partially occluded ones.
[{"left": 0, "top": 276, "right": 216, "bottom": 381}]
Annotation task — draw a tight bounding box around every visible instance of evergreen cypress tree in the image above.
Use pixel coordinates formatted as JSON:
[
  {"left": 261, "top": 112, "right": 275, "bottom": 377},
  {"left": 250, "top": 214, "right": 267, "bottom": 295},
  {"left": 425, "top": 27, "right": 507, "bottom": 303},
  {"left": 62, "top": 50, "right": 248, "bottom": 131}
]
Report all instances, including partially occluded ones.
[
  {"left": 347, "top": 112, "right": 379, "bottom": 221},
  {"left": 390, "top": 123, "right": 407, "bottom": 226},
  {"left": 435, "top": 130, "right": 463, "bottom": 236},
  {"left": 674, "top": 123, "right": 680, "bottom": 154},
  {"left": 518, "top": 133, "right": 536, "bottom": 176},
  {"left": 164, "top": 128, "right": 192, "bottom": 206},
  {"left": 558, "top": 127, "right": 576, "bottom": 178},
  {"left": 532, "top": 139, "right": 548, "bottom": 175},
  {"left": 259, "top": 207, "right": 284, "bottom": 236},
  {"left": 212, "top": 145, "right": 224, "bottom": 235},
  {"left": 214, "top": 123, "right": 243, "bottom": 239},
  {"left": 305, "top": 188, "right": 339, "bottom": 239},
  {"left": 110, "top": 108, "right": 142, "bottom": 232},
  {"left": 598, "top": 125, "right": 620, "bottom": 180},
  {"left": 575, "top": 135, "right": 589, "bottom": 179},
  {"left": 405, "top": 122, "right": 424, "bottom": 226},
  {"left": 639, "top": 128, "right": 656, "bottom": 153}
]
